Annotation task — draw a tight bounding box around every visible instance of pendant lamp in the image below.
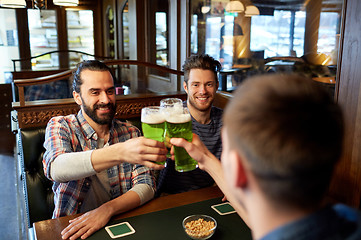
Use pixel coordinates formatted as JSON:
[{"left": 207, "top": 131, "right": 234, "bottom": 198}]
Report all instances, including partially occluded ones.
[
  {"left": 53, "top": 0, "right": 78, "bottom": 7},
  {"left": 0, "top": 0, "right": 26, "bottom": 8}
]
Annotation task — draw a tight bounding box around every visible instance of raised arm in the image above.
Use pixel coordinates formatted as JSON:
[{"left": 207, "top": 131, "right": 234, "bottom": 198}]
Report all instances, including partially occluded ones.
[{"left": 170, "top": 134, "right": 250, "bottom": 226}]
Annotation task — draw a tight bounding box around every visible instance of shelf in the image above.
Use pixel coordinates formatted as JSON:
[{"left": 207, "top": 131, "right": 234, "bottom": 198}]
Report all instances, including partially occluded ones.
[{"left": 68, "top": 26, "right": 93, "bottom": 29}]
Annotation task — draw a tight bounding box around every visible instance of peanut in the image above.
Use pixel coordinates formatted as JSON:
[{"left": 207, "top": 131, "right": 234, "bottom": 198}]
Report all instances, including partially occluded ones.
[{"left": 185, "top": 218, "right": 215, "bottom": 239}]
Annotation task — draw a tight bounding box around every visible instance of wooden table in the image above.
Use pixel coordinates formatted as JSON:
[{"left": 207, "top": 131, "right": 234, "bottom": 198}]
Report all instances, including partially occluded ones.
[
  {"left": 312, "top": 76, "right": 336, "bottom": 84},
  {"left": 33, "top": 186, "right": 242, "bottom": 240},
  {"left": 219, "top": 65, "right": 252, "bottom": 91}
]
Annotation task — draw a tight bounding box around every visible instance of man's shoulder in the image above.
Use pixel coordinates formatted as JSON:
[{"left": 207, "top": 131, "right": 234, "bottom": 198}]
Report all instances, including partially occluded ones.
[
  {"left": 332, "top": 204, "right": 361, "bottom": 239},
  {"left": 48, "top": 114, "right": 78, "bottom": 126},
  {"left": 333, "top": 203, "right": 361, "bottom": 222},
  {"left": 210, "top": 106, "right": 223, "bottom": 122},
  {"left": 211, "top": 106, "right": 223, "bottom": 115},
  {"left": 113, "top": 119, "right": 138, "bottom": 128},
  {"left": 112, "top": 119, "right": 141, "bottom": 135},
  {"left": 261, "top": 204, "right": 361, "bottom": 240}
]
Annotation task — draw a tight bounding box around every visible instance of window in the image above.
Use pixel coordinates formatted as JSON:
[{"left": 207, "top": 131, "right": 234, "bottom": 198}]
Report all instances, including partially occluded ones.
[
  {"left": 190, "top": 0, "right": 342, "bottom": 93},
  {"left": 148, "top": 0, "right": 169, "bottom": 69},
  {"left": 28, "top": 9, "right": 58, "bottom": 70},
  {"left": 250, "top": 10, "right": 306, "bottom": 58},
  {"left": 0, "top": 8, "right": 18, "bottom": 83},
  {"left": 155, "top": 12, "right": 168, "bottom": 66}
]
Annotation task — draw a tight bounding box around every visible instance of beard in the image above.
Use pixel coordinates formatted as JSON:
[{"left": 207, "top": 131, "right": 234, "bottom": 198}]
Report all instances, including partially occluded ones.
[{"left": 82, "top": 99, "right": 116, "bottom": 125}]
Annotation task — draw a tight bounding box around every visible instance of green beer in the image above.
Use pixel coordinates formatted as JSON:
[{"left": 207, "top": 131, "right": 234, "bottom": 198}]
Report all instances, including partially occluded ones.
[
  {"left": 160, "top": 98, "right": 183, "bottom": 157},
  {"left": 142, "top": 122, "right": 165, "bottom": 142},
  {"left": 165, "top": 109, "right": 198, "bottom": 172},
  {"left": 141, "top": 107, "right": 166, "bottom": 165}
]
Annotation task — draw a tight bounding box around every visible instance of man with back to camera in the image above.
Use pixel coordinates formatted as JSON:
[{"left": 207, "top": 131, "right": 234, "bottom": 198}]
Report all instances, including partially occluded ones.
[
  {"left": 43, "top": 60, "right": 167, "bottom": 240},
  {"left": 156, "top": 54, "right": 223, "bottom": 195},
  {"left": 171, "top": 74, "right": 361, "bottom": 239}
]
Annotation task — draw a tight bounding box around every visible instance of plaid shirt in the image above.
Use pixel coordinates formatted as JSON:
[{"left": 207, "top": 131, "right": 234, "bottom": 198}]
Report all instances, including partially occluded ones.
[{"left": 43, "top": 110, "right": 155, "bottom": 218}]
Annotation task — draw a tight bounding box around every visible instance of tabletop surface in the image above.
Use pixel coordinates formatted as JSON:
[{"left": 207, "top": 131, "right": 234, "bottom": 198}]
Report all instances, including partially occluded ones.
[
  {"left": 33, "top": 186, "right": 251, "bottom": 240},
  {"left": 312, "top": 76, "right": 336, "bottom": 84}
]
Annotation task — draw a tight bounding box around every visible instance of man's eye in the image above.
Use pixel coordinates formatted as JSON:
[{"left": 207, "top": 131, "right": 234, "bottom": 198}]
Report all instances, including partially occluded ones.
[
  {"left": 107, "top": 89, "right": 115, "bottom": 95},
  {"left": 91, "top": 91, "right": 99, "bottom": 95}
]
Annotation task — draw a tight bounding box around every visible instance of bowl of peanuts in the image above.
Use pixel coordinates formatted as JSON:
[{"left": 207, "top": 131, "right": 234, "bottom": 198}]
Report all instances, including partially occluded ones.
[{"left": 182, "top": 214, "right": 217, "bottom": 239}]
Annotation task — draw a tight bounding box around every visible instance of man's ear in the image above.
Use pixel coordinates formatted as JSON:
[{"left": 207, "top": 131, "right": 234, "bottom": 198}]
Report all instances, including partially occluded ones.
[
  {"left": 73, "top": 91, "right": 82, "bottom": 106},
  {"left": 183, "top": 81, "right": 188, "bottom": 94},
  {"left": 230, "top": 150, "right": 248, "bottom": 188}
]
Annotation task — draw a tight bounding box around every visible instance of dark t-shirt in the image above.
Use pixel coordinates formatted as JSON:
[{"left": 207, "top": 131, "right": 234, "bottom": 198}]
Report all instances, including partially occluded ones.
[{"left": 156, "top": 105, "right": 223, "bottom": 195}]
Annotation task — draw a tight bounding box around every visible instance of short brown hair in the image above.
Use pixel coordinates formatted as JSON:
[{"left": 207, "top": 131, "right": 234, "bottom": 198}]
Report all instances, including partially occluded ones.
[
  {"left": 72, "top": 60, "right": 115, "bottom": 93},
  {"left": 224, "top": 74, "right": 343, "bottom": 209},
  {"left": 182, "top": 54, "right": 221, "bottom": 84}
]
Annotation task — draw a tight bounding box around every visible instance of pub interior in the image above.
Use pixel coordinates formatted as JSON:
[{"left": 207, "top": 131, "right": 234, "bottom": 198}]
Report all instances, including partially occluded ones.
[{"left": 1, "top": 0, "right": 361, "bottom": 239}]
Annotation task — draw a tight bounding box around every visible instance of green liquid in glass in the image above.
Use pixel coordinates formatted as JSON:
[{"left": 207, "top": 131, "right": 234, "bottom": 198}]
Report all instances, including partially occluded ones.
[
  {"left": 142, "top": 122, "right": 166, "bottom": 165},
  {"left": 166, "top": 120, "right": 198, "bottom": 172}
]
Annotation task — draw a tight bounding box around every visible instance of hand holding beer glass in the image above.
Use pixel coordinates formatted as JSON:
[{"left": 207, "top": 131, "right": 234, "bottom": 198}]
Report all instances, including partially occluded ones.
[{"left": 141, "top": 106, "right": 166, "bottom": 165}]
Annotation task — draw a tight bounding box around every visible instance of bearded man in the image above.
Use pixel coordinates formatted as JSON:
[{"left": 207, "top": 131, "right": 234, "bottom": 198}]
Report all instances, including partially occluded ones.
[{"left": 43, "top": 60, "right": 167, "bottom": 240}]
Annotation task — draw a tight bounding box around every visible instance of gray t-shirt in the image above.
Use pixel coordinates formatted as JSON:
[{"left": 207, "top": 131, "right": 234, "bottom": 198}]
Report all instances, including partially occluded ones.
[{"left": 156, "top": 105, "right": 223, "bottom": 194}]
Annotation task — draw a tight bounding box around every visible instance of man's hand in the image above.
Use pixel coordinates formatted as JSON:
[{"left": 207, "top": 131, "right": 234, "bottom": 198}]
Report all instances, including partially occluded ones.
[
  {"left": 61, "top": 205, "right": 112, "bottom": 240},
  {"left": 170, "top": 134, "right": 216, "bottom": 171},
  {"left": 117, "top": 137, "right": 168, "bottom": 169},
  {"left": 92, "top": 137, "right": 168, "bottom": 172}
]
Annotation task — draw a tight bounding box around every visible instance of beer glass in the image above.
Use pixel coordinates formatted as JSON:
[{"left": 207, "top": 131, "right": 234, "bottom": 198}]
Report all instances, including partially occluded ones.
[
  {"left": 160, "top": 98, "right": 183, "bottom": 156},
  {"left": 141, "top": 106, "right": 166, "bottom": 165},
  {"left": 160, "top": 98, "right": 183, "bottom": 109},
  {"left": 164, "top": 107, "right": 198, "bottom": 172}
]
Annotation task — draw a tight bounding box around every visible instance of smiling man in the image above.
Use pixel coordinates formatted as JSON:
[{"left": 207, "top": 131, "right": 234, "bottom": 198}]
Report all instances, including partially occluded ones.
[
  {"left": 43, "top": 60, "right": 167, "bottom": 240},
  {"left": 156, "top": 54, "right": 223, "bottom": 195}
]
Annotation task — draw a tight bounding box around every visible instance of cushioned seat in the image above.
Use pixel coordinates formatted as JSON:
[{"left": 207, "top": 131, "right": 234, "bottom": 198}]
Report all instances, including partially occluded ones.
[
  {"left": 18, "top": 127, "right": 54, "bottom": 227},
  {"left": 17, "top": 119, "right": 142, "bottom": 228}
]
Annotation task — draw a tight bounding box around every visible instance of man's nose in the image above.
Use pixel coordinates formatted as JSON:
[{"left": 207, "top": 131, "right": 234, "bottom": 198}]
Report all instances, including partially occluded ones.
[
  {"left": 99, "top": 91, "right": 110, "bottom": 103},
  {"left": 199, "top": 85, "right": 207, "bottom": 94}
]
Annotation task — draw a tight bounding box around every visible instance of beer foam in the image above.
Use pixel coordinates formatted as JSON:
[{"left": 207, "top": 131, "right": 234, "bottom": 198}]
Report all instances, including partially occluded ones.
[
  {"left": 141, "top": 113, "right": 165, "bottom": 124},
  {"left": 162, "top": 105, "right": 183, "bottom": 115},
  {"left": 166, "top": 113, "right": 191, "bottom": 123}
]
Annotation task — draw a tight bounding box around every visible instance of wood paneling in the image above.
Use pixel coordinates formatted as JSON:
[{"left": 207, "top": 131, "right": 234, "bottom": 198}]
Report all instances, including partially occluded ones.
[
  {"left": 12, "top": 92, "right": 186, "bottom": 129},
  {"left": 0, "top": 84, "right": 15, "bottom": 154},
  {"left": 329, "top": 0, "right": 361, "bottom": 207}
]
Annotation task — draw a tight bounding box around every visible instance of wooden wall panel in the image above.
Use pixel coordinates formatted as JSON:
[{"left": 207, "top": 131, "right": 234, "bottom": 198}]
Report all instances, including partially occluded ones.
[
  {"left": 12, "top": 92, "right": 186, "bottom": 129},
  {"left": 329, "top": 0, "right": 361, "bottom": 207}
]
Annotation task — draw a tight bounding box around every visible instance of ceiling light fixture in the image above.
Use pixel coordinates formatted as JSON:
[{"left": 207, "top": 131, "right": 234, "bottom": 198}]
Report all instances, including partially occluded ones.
[
  {"left": 33, "top": 0, "right": 47, "bottom": 9},
  {"left": 225, "top": 0, "right": 244, "bottom": 13},
  {"left": 245, "top": 5, "right": 260, "bottom": 17},
  {"left": 0, "top": 0, "right": 79, "bottom": 8},
  {"left": 201, "top": 6, "right": 211, "bottom": 14},
  {"left": 53, "top": 0, "right": 78, "bottom": 7},
  {"left": 0, "top": 0, "right": 26, "bottom": 8}
]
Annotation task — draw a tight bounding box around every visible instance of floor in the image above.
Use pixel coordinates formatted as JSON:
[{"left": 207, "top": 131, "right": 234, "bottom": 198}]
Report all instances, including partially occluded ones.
[{"left": 0, "top": 153, "right": 26, "bottom": 240}]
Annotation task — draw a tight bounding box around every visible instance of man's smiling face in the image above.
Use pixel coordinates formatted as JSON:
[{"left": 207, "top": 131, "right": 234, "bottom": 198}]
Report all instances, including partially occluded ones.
[
  {"left": 184, "top": 69, "right": 218, "bottom": 113},
  {"left": 74, "top": 69, "right": 116, "bottom": 125}
]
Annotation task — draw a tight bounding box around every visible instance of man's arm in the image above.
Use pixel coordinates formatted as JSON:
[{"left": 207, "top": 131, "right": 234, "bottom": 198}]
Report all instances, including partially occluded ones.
[
  {"left": 44, "top": 117, "right": 167, "bottom": 182},
  {"left": 50, "top": 137, "right": 168, "bottom": 182},
  {"left": 170, "top": 134, "right": 250, "bottom": 226},
  {"left": 61, "top": 165, "right": 155, "bottom": 240},
  {"left": 91, "top": 137, "right": 167, "bottom": 171},
  {"left": 60, "top": 189, "right": 144, "bottom": 240}
]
